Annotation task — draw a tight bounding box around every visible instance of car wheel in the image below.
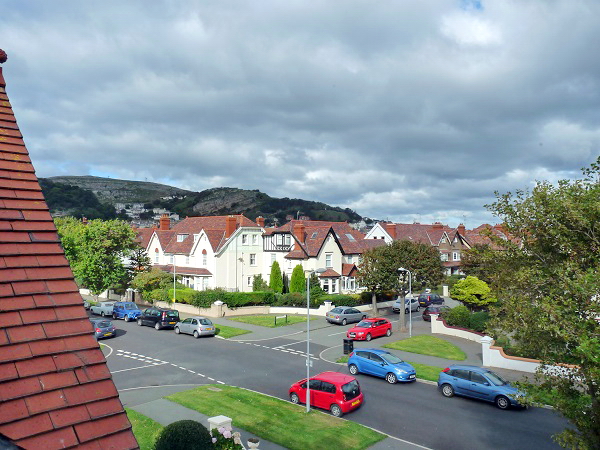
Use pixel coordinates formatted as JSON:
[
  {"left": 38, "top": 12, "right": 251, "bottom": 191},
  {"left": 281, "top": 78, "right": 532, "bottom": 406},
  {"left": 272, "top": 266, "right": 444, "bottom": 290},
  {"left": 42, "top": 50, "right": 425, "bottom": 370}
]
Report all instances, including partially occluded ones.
[
  {"left": 290, "top": 393, "right": 300, "bottom": 404},
  {"left": 386, "top": 373, "right": 397, "bottom": 384},
  {"left": 441, "top": 384, "right": 455, "bottom": 398},
  {"left": 112, "top": 313, "right": 117, "bottom": 320},
  {"left": 175, "top": 327, "right": 180, "bottom": 334},
  {"left": 342, "top": 318, "right": 347, "bottom": 326},
  {"left": 495, "top": 395, "right": 510, "bottom": 410},
  {"left": 385, "top": 329, "right": 392, "bottom": 337},
  {"left": 366, "top": 333, "right": 372, "bottom": 342},
  {"left": 405, "top": 308, "right": 409, "bottom": 314},
  {"left": 193, "top": 330, "right": 200, "bottom": 339},
  {"left": 137, "top": 318, "right": 142, "bottom": 326},
  {"left": 124, "top": 316, "right": 129, "bottom": 322},
  {"left": 330, "top": 404, "right": 343, "bottom": 417},
  {"left": 154, "top": 322, "right": 161, "bottom": 330},
  {"left": 416, "top": 306, "right": 420, "bottom": 312},
  {"left": 361, "top": 315, "right": 366, "bottom": 320},
  {"left": 349, "top": 364, "right": 359, "bottom": 375},
  {"left": 100, "top": 312, "right": 105, "bottom": 317}
]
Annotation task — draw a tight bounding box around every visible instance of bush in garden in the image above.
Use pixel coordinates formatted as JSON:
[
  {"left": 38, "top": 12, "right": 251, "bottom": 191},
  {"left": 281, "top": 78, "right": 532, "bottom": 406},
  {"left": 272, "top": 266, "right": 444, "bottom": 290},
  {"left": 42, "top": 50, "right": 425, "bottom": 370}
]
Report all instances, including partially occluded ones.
[
  {"left": 444, "top": 304, "right": 471, "bottom": 328},
  {"left": 154, "top": 419, "right": 213, "bottom": 450},
  {"left": 469, "top": 311, "right": 490, "bottom": 332},
  {"left": 319, "top": 294, "right": 362, "bottom": 307}
]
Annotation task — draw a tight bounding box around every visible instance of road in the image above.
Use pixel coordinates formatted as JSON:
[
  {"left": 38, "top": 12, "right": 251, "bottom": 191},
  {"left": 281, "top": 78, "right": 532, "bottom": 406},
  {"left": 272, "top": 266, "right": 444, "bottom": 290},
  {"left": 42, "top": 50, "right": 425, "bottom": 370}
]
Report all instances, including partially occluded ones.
[{"left": 101, "top": 311, "right": 567, "bottom": 449}]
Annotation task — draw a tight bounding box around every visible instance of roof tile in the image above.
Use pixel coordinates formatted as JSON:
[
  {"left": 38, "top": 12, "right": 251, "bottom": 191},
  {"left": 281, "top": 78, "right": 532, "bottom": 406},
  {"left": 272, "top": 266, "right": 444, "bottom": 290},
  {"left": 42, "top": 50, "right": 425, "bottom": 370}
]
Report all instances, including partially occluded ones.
[
  {"left": 0, "top": 362, "right": 18, "bottom": 382},
  {"left": 0, "top": 398, "right": 28, "bottom": 423},
  {"left": 0, "top": 343, "right": 32, "bottom": 363},
  {"left": 53, "top": 353, "right": 87, "bottom": 371},
  {"left": 49, "top": 404, "right": 91, "bottom": 428},
  {"left": 15, "top": 356, "right": 57, "bottom": 378},
  {"left": 17, "top": 426, "right": 79, "bottom": 449},
  {"left": 0, "top": 413, "right": 53, "bottom": 440},
  {"left": 75, "top": 364, "right": 112, "bottom": 384},
  {"left": 0, "top": 376, "right": 42, "bottom": 402},
  {"left": 78, "top": 429, "right": 139, "bottom": 450},
  {"left": 20, "top": 307, "right": 59, "bottom": 324},
  {"left": 0, "top": 310, "right": 21, "bottom": 327},
  {"left": 12, "top": 280, "right": 48, "bottom": 295},
  {"left": 63, "top": 379, "right": 118, "bottom": 407},
  {"left": 25, "top": 389, "right": 69, "bottom": 414},
  {"left": 74, "top": 413, "right": 132, "bottom": 443},
  {"left": 86, "top": 398, "right": 127, "bottom": 419},
  {"left": 38, "top": 371, "right": 79, "bottom": 392},
  {"left": 7, "top": 323, "right": 46, "bottom": 343}
]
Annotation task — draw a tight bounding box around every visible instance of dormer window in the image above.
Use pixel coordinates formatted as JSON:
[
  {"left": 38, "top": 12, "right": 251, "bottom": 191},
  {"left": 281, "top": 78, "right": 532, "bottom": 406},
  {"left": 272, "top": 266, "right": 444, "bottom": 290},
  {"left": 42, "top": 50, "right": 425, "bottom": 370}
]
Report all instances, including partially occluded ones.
[{"left": 311, "top": 232, "right": 318, "bottom": 238}]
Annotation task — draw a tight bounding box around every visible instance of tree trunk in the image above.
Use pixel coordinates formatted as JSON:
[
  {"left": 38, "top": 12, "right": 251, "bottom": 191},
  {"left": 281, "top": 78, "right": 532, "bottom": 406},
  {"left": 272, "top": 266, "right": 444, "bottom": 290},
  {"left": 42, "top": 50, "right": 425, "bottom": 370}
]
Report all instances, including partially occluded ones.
[{"left": 371, "top": 291, "right": 378, "bottom": 315}]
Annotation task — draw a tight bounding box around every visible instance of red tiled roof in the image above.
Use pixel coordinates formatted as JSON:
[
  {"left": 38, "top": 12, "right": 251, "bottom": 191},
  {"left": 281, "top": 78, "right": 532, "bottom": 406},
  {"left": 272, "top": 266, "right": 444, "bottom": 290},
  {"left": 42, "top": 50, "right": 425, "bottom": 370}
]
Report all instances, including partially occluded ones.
[
  {"left": 341, "top": 263, "right": 358, "bottom": 277},
  {"left": 0, "top": 62, "right": 137, "bottom": 448},
  {"left": 134, "top": 227, "right": 154, "bottom": 249},
  {"left": 319, "top": 268, "right": 340, "bottom": 277}
]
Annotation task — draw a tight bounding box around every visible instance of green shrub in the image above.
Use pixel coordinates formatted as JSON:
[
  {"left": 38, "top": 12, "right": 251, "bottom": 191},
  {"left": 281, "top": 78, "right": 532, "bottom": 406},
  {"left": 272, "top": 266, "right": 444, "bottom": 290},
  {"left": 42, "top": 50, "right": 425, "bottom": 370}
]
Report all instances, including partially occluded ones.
[
  {"left": 469, "top": 311, "right": 490, "bottom": 332},
  {"left": 148, "top": 288, "right": 169, "bottom": 303},
  {"left": 444, "top": 304, "right": 471, "bottom": 328},
  {"left": 359, "top": 291, "right": 394, "bottom": 304},
  {"left": 275, "top": 292, "right": 309, "bottom": 307},
  {"left": 189, "top": 288, "right": 228, "bottom": 308},
  {"left": 154, "top": 419, "right": 213, "bottom": 450},
  {"left": 188, "top": 289, "right": 275, "bottom": 308}
]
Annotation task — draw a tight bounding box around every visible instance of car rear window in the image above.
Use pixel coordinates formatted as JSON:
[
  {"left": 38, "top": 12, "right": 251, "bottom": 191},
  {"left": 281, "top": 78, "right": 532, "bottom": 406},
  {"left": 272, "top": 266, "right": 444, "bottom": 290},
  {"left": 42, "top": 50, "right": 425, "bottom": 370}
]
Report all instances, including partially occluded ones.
[
  {"left": 342, "top": 380, "right": 361, "bottom": 400},
  {"left": 331, "top": 307, "right": 343, "bottom": 313},
  {"left": 94, "top": 320, "right": 112, "bottom": 328},
  {"left": 123, "top": 303, "right": 138, "bottom": 309},
  {"left": 199, "top": 319, "right": 213, "bottom": 325}
]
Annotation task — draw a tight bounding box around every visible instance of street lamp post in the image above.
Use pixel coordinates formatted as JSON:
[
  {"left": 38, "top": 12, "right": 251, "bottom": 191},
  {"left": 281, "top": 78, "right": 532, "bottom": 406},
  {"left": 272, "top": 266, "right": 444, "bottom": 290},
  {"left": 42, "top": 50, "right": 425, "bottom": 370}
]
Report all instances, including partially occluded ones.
[
  {"left": 398, "top": 267, "right": 412, "bottom": 338},
  {"left": 305, "top": 268, "right": 326, "bottom": 413},
  {"left": 173, "top": 260, "right": 177, "bottom": 304}
]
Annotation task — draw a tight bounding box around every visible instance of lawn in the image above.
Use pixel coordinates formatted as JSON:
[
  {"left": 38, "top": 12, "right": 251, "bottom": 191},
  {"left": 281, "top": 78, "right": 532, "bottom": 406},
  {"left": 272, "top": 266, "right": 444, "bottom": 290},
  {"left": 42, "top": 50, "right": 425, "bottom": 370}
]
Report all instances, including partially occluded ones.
[
  {"left": 167, "top": 385, "right": 385, "bottom": 450},
  {"left": 226, "top": 314, "right": 317, "bottom": 328},
  {"left": 215, "top": 324, "right": 252, "bottom": 339},
  {"left": 126, "top": 408, "right": 163, "bottom": 450},
  {"left": 383, "top": 335, "right": 467, "bottom": 360}
]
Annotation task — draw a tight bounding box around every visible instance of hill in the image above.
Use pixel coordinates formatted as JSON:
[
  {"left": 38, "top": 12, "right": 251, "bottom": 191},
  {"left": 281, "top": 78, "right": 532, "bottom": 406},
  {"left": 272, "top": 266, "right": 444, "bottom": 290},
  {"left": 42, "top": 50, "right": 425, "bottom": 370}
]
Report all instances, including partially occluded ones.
[{"left": 41, "top": 176, "right": 364, "bottom": 226}]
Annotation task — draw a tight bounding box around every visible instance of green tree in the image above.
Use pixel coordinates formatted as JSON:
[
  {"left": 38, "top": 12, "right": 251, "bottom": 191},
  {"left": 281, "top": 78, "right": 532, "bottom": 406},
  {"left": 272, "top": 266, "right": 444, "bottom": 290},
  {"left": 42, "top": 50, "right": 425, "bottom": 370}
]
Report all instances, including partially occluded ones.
[
  {"left": 357, "top": 240, "right": 444, "bottom": 319},
  {"left": 131, "top": 267, "right": 173, "bottom": 300},
  {"left": 252, "top": 274, "right": 269, "bottom": 291},
  {"left": 450, "top": 276, "right": 496, "bottom": 311},
  {"left": 55, "top": 218, "right": 139, "bottom": 297},
  {"left": 269, "top": 261, "right": 284, "bottom": 293},
  {"left": 485, "top": 158, "right": 600, "bottom": 449},
  {"left": 289, "top": 265, "right": 306, "bottom": 293}
]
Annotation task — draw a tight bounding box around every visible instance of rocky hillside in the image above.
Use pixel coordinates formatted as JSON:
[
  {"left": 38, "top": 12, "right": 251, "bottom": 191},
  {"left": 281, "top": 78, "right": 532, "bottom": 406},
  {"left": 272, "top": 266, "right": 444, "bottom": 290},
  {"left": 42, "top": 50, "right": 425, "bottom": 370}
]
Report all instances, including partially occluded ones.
[{"left": 41, "top": 176, "right": 364, "bottom": 226}]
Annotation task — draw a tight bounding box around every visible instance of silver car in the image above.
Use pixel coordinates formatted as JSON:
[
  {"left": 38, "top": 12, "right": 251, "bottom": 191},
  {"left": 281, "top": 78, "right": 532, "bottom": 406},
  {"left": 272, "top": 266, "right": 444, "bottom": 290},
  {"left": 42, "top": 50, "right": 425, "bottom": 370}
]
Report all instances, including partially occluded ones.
[
  {"left": 174, "top": 316, "right": 216, "bottom": 338},
  {"left": 326, "top": 306, "right": 366, "bottom": 325},
  {"left": 90, "top": 318, "right": 116, "bottom": 340},
  {"left": 392, "top": 296, "right": 420, "bottom": 314}
]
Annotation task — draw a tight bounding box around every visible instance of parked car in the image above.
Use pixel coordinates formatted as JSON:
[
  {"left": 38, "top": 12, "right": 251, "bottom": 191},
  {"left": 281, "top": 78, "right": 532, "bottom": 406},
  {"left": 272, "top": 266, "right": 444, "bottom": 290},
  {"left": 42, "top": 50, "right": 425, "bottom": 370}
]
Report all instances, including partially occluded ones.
[
  {"left": 348, "top": 348, "right": 416, "bottom": 384},
  {"left": 288, "top": 371, "right": 363, "bottom": 417},
  {"left": 392, "top": 296, "right": 420, "bottom": 314},
  {"left": 437, "top": 365, "right": 525, "bottom": 410},
  {"left": 422, "top": 305, "right": 451, "bottom": 322},
  {"left": 346, "top": 318, "right": 392, "bottom": 341},
  {"left": 325, "top": 306, "right": 366, "bottom": 325},
  {"left": 418, "top": 292, "right": 444, "bottom": 307},
  {"left": 112, "top": 301, "right": 142, "bottom": 322},
  {"left": 137, "top": 307, "right": 180, "bottom": 330},
  {"left": 83, "top": 300, "right": 90, "bottom": 310},
  {"left": 90, "top": 301, "right": 116, "bottom": 317},
  {"left": 89, "top": 318, "right": 116, "bottom": 340},
  {"left": 175, "top": 316, "right": 216, "bottom": 338}
]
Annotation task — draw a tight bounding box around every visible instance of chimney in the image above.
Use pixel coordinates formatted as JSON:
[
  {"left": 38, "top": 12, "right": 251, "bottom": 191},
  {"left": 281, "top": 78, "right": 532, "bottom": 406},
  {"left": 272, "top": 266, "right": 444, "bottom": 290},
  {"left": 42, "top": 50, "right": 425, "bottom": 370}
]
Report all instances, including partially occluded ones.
[
  {"left": 226, "top": 215, "right": 237, "bottom": 238},
  {"left": 384, "top": 222, "right": 396, "bottom": 239},
  {"left": 256, "top": 216, "right": 265, "bottom": 228},
  {"left": 293, "top": 222, "right": 306, "bottom": 244},
  {"left": 159, "top": 214, "right": 170, "bottom": 230},
  {"left": 432, "top": 222, "right": 443, "bottom": 230},
  {"left": 457, "top": 224, "right": 466, "bottom": 235}
]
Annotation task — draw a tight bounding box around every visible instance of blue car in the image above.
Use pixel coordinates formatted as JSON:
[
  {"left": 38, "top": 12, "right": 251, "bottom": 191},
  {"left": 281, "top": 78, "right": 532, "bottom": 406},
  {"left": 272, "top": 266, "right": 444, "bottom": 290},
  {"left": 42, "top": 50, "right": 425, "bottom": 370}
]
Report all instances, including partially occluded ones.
[
  {"left": 437, "top": 365, "right": 524, "bottom": 410},
  {"left": 111, "top": 301, "right": 142, "bottom": 322},
  {"left": 348, "top": 348, "right": 416, "bottom": 384}
]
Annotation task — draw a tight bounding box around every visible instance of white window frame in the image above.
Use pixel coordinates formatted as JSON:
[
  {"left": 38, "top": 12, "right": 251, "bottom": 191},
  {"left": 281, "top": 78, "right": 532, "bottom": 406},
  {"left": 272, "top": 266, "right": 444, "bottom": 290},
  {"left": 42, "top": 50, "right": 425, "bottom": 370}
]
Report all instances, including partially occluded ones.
[
  {"left": 453, "top": 251, "right": 460, "bottom": 261},
  {"left": 250, "top": 253, "right": 256, "bottom": 266},
  {"left": 325, "top": 253, "right": 333, "bottom": 268},
  {"left": 241, "top": 234, "right": 248, "bottom": 245},
  {"left": 271, "top": 253, "right": 276, "bottom": 265},
  {"left": 252, "top": 234, "right": 258, "bottom": 245},
  {"left": 185, "top": 255, "right": 190, "bottom": 265},
  {"left": 169, "top": 255, "right": 174, "bottom": 264}
]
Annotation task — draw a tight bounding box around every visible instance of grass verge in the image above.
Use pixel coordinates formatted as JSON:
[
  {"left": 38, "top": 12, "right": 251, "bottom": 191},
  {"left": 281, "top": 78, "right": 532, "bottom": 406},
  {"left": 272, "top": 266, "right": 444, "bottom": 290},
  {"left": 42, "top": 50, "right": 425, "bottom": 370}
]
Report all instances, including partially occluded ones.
[
  {"left": 226, "top": 314, "right": 317, "bottom": 328},
  {"left": 215, "top": 324, "right": 252, "bottom": 339},
  {"left": 126, "top": 408, "right": 163, "bottom": 450},
  {"left": 167, "top": 385, "right": 385, "bottom": 450},
  {"left": 383, "top": 335, "right": 466, "bottom": 360}
]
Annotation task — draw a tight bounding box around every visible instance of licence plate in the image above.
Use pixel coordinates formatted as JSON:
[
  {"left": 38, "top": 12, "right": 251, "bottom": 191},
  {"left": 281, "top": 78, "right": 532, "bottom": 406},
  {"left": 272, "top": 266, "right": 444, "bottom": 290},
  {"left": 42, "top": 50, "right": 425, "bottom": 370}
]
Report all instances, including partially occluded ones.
[
  {"left": 351, "top": 399, "right": 361, "bottom": 406},
  {"left": 169, "top": 322, "right": 176, "bottom": 325},
  {"left": 104, "top": 332, "right": 112, "bottom": 336},
  {"left": 206, "top": 328, "right": 213, "bottom": 331}
]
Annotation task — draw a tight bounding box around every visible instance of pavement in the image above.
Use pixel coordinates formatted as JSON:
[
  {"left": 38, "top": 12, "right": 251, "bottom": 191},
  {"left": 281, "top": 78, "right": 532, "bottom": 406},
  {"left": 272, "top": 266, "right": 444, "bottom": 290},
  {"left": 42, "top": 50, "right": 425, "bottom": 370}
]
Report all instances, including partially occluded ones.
[{"left": 96, "top": 296, "right": 534, "bottom": 449}]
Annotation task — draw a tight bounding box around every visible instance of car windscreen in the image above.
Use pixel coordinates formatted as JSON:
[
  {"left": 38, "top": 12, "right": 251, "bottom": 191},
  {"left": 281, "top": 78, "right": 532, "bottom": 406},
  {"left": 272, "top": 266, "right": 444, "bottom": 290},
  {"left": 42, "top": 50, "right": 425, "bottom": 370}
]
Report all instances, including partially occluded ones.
[
  {"left": 123, "top": 303, "right": 139, "bottom": 310},
  {"left": 356, "top": 321, "right": 371, "bottom": 328},
  {"left": 485, "top": 371, "right": 509, "bottom": 386},
  {"left": 342, "top": 380, "right": 361, "bottom": 400},
  {"left": 382, "top": 353, "right": 404, "bottom": 364},
  {"left": 165, "top": 311, "right": 179, "bottom": 318},
  {"left": 199, "top": 319, "right": 213, "bottom": 325}
]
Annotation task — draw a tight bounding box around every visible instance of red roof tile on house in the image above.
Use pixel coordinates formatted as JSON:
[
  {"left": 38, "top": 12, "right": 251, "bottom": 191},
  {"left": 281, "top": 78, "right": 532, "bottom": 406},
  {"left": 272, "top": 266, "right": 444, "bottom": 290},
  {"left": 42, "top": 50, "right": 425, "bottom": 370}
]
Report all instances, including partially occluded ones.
[{"left": 0, "top": 57, "right": 137, "bottom": 448}]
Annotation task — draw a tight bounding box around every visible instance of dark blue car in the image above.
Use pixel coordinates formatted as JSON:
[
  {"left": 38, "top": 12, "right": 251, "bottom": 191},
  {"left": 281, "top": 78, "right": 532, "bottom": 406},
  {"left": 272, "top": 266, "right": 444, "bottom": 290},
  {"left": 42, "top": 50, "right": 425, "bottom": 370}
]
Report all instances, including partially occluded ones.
[
  {"left": 348, "top": 348, "right": 416, "bottom": 384},
  {"left": 112, "top": 301, "right": 142, "bottom": 322},
  {"left": 437, "top": 365, "right": 524, "bottom": 410}
]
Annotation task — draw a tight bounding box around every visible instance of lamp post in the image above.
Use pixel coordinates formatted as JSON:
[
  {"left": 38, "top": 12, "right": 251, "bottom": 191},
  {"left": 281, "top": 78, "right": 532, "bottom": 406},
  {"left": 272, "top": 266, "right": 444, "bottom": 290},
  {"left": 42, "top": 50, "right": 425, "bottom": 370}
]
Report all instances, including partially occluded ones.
[
  {"left": 173, "top": 260, "right": 177, "bottom": 304},
  {"left": 398, "top": 267, "right": 412, "bottom": 337},
  {"left": 305, "top": 268, "right": 326, "bottom": 413}
]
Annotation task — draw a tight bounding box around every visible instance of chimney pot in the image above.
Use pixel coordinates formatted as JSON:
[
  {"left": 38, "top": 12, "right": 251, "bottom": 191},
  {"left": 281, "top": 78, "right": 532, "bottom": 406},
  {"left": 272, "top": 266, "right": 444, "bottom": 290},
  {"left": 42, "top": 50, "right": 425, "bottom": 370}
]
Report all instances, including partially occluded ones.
[
  {"left": 159, "top": 214, "right": 170, "bottom": 230},
  {"left": 384, "top": 222, "right": 396, "bottom": 239},
  {"left": 256, "top": 216, "right": 265, "bottom": 228},
  {"left": 226, "top": 216, "right": 237, "bottom": 238}
]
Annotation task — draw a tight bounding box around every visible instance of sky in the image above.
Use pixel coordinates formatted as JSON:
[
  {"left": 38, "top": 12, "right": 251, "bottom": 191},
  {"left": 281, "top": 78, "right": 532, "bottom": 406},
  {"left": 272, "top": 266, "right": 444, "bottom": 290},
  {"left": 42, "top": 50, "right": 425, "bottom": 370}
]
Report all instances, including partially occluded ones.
[{"left": 1, "top": 0, "right": 599, "bottom": 228}]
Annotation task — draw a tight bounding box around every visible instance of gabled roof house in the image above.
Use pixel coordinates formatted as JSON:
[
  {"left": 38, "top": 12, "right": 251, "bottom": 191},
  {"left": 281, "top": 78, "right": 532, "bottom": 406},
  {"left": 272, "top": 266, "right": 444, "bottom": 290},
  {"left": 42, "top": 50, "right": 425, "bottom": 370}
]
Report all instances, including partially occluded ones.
[{"left": 0, "top": 51, "right": 137, "bottom": 448}]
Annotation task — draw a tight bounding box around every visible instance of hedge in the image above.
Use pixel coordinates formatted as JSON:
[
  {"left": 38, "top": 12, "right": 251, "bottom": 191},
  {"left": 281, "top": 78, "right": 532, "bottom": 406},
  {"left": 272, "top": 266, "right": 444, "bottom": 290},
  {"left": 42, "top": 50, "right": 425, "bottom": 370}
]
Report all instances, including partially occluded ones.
[
  {"left": 186, "top": 289, "right": 276, "bottom": 309},
  {"left": 445, "top": 304, "right": 490, "bottom": 333}
]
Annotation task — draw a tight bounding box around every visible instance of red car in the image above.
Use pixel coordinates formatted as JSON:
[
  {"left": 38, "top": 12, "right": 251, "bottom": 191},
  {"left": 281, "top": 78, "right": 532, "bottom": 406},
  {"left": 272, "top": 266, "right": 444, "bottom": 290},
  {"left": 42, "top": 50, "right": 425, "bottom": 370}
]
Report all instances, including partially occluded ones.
[
  {"left": 288, "top": 371, "right": 363, "bottom": 417},
  {"left": 346, "top": 318, "right": 392, "bottom": 341}
]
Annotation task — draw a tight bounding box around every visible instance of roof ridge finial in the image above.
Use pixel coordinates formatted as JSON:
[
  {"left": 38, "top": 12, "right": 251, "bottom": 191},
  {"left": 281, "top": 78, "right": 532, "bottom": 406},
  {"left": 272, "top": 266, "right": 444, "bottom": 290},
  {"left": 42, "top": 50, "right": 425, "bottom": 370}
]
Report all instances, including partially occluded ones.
[{"left": 0, "top": 49, "right": 7, "bottom": 64}]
